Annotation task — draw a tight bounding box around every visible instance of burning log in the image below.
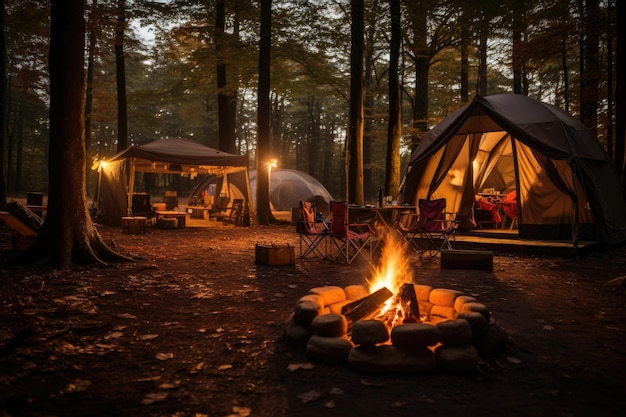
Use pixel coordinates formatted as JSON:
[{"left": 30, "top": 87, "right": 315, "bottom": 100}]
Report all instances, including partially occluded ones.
[
  {"left": 380, "top": 283, "right": 421, "bottom": 328},
  {"left": 399, "top": 283, "right": 420, "bottom": 323},
  {"left": 341, "top": 287, "right": 393, "bottom": 324}
]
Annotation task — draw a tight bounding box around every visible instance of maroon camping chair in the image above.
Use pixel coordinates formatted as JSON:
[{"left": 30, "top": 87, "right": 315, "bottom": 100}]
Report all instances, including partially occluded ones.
[
  {"left": 394, "top": 208, "right": 422, "bottom": 255},
  {"left": 296, "top": 200, "right": 328, "bottom": 259},
  {"left": 418, "top": 198, "right": 459, "bottom": 257},
  {"left": 328, "top": 201, "right": 378, "bottom": 264}
]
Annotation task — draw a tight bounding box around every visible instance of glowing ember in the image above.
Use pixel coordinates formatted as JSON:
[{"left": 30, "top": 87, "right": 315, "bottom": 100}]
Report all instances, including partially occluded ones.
[{"left": 366, "top": 232, "right": 414, "bottom": 316}]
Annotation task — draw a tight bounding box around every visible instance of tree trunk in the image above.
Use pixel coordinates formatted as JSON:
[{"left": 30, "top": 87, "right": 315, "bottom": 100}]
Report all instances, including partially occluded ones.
[
  {"left": 256, "top": 0, "right": 272, "bottom": 225},
  {"left": 216, "top": 0, "right": 236, "bottom": 154},
  {"left": 409, "top": 3, "right": 428, "bottom": 150},
  {"left": 347, "top": 0, "right": 364, "bottom": 205},
  {"left": 581, "top": 0, "right": 600, "bottom": 136},
  {"left": 476, "top": 14, "right": 488, "bottom": 96},
  {"left": 115, "top": 0, "right": 127, "bottom": 152},
  {"left": 85, "top": 0, "right": 97, "bottom": 151},
  {"left": 0, "top": 0, "right": 7, "bottom": 210},
  {"left": 460, "top": 13, "right": 469, "bottom": 104},
  {"left": 386, "top": 0, "right": 401, "bottom": 201},
  {"left": 512, "top": 0, "right": 525, "bottom": 95},
  {"left": 606, "top": 0, "right": 613, "bottom": 159},
  {"left": 5, "top": 0, "right": 131, "bottom": 266},
  {"left": 616, "top": 0, "right": 625, "bottom": 186},
  {"left": 363, "top": 30, "right": 374, "bottom": 203}
]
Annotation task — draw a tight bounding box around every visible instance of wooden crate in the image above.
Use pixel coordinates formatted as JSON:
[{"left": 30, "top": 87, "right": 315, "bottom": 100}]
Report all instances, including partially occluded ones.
[
  {"left": 440, "top": 250, "right": 494, "bottom": 271},
  {"left": 122, "top": 216, "right": 147, "bottom": 234},
  {"left": 255, "top": 244, "right": 295, "bottom": 266}
]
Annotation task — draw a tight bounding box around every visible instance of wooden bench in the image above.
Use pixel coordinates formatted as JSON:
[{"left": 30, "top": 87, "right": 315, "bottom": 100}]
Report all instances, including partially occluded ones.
[
  {"left": 155, "top": 211, "right": 188, "bottom": 228},
  {"left": 0, "top": 211, "right": 37, "bottom": 237}
]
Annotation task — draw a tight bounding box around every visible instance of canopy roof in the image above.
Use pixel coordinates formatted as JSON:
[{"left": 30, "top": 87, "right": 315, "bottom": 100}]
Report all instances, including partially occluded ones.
[
  {"left": 94, "top": 137, "right": 252, "bottom": 226},
  {"left": 106, "top": 137, "right": 248, "bottom": 174}
]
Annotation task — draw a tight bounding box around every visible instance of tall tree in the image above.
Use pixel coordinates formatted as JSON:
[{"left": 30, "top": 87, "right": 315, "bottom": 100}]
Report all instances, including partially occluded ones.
[
  {"left": 256, "top": 0, "right": 272, "bottom": 225},
  {"left": 580, "top": 0, "right": 600, "bottom": 136},
  {"left": 115, "top": 0, "right": 128, "bottom": 151},
  {"left": 347, "top": 0, "right": 364, "bottom": 205},
  {"left": 0, "top": 0, "right": 7, "bottom": 209},
  {"left": 216, "top": 0, "right": 236, "bottom": 153},
  {"left": 6, "top": 0, "right": 130, "bottom": 266},
  {"left": 512, "top": 0, "right": 526, "bottom": 94},
  {"left": 85, "top": 0, "right": 98, "bottom": 151},
  {"left": 616, "top": 0, "right": 625, "bottom": 187},
  {"left": 385, "top": 0, "right": 401, "bottom": 200}
]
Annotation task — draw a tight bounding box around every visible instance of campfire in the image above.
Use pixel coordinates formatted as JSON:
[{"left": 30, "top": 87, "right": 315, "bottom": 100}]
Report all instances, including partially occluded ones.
[{"left": 284, "top": 233, "right": 507, "bottom": 374}]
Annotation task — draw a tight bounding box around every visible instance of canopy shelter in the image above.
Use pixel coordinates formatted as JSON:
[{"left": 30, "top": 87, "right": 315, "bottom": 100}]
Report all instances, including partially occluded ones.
[
  {"left": 93, "top": 137, "right": 252, "bottom": 226},
  {"left": 400, "top": 94, "right": 626, "bottom": 249}
]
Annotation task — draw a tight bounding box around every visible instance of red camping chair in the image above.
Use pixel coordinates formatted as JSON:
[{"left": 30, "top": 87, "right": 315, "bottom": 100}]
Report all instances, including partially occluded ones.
[
  {"left": 328, "top": 201, "right": 378, "bottom": 264},
  {"left": 501, "top": 190, "right": 518, "bottom": 230},
  {"left": 296, "top": 200, "right": 328, "bottom": 259},
  {"left": 418, "top": 198, "right": 460, "bottom": 257}
]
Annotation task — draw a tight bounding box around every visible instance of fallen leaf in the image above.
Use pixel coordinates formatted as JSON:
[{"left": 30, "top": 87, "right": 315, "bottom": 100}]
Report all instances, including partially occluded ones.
[
  {"left": 141, "top": 392, "right": 168, "bottom": 405},
  {"left": 138, "top": 334, "right": 159, "bottom": 341},
  {"left": 360, "top": 378, "right": 384, "bottom": 387},
  {"left": 507, "top": 356, "right": 523, "bottom": 364},
  {"left": 543, "top": 325, "right": 555, "bottom": 331},
  {"left": 116, "top": 313, "right": 136, "bottom": 319},
  {"left": 226, "top": 406, "right": 251, "bottom": 417},
  {"left": 156, "top": 352, "right": 174, "bottom": 360},
  {"left": 297, "top": 390, "right": 321, "bottom": 403},
  {"left": 324, "top": 400, "right": 336, "bottom": 408},
  {"left": 329, "top": 387, "right": 343, "bottom": 395},
  {"left": 64, "top": 379, "right": 91, "bottom": 393},
  {"left": 104, "top": 331, "right": 124, "bottom": 340},
  {"left": 287, "top": 362, "right": 316, "bottom": 372},
  {"left": 218, "top": 364, "right": 233, "bottom": 371}
]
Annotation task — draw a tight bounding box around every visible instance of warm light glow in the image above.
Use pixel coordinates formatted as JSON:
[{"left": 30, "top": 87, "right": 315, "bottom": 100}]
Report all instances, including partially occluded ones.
[
  {"left": 98, "top": 160, "right": 109, "bottom": 171},
  {"left": 267, "top": 159, "right": 278, "bottom": 170},
  {"left": 366, "top": 232, "right": 414, "bottom": 314}
]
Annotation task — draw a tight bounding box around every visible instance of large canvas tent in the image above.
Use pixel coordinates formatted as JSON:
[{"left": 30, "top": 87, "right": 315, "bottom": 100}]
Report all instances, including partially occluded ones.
[
  {"left": 400, "top": 94, "right": 626, "bottom": 248},
  {"left": 93, "top": 137, "right": 252, "bottom": 226}
]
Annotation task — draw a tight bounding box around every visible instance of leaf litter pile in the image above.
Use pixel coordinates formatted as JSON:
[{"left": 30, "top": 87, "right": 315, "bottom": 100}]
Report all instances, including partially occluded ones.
[{"left": 1, "top": 224, "right": 625, "bottom": 417}]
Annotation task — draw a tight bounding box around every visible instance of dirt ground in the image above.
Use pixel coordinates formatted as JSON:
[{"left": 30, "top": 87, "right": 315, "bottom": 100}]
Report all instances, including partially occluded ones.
[{"left": 1, "top": 222, "right": 625, "bottom": 417}]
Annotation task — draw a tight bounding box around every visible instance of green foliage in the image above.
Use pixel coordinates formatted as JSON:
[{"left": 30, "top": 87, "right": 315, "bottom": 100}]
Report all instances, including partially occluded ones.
[{"left": 2, "top": 0, "right": 620, "bottom": 199}]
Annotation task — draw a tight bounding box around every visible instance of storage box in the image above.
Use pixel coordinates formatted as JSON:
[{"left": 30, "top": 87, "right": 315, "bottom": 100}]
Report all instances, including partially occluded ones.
[
  {"left": 255, "top": 244, "right": 295, "bottom": 266},
  {"left": 440, "top": 250, "right": 493, "bottom": 271},
  {"left": 157, "top": 217, "right": 178, "bottom": 229},
  {"left": 122, "top": 216, "right": 147, "bottom": 234}
]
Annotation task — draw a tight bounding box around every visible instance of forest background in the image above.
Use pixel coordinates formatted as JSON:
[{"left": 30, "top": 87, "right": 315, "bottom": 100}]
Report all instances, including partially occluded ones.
[{"left": 1, "top": 0, "right": 625, "bottom": 209}]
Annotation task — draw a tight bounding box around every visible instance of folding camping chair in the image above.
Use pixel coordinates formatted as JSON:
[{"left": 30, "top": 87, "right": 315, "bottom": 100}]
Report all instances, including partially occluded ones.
[
  {"left": 418, "top": 198, "right": 460, "bottom": 257},
  {"left": 501, "top": 190, "right": 518, "bottom": 230},
  {"left": 296, "top": 200, "right": 328, "bottom": 259},
  {"left": 328, "top": 201, "right": 378, "bottom": 264},
  {"left": 394, "top": 209, "right": 421, "bottom": 255}
]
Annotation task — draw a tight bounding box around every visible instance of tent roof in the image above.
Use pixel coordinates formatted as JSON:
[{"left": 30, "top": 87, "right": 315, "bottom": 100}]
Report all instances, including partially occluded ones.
[
  {"left": 410, "top": 94, "right": 609, "bottom": 166},
  {"left": 106, "top": 137, "right": 248, "bottom": 173}
]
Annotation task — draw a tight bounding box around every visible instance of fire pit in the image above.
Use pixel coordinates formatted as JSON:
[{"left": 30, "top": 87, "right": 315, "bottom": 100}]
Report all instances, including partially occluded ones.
[{"left": 283, "top": 235, "right": 507, "bottom": 374}]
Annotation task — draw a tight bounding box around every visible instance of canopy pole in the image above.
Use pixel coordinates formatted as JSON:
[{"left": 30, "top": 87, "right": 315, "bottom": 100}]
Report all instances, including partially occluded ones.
[
  {"left": 570, "top": 159, "right": 579, "bottom": 258},
  {"left": 127, "top": 158, "right": 135, "bottom": 216}
]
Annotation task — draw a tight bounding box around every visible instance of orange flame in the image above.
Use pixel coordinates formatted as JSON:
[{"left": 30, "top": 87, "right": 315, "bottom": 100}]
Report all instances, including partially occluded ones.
[{"left": 366, "top": 231, "right": 414, "bottom": 314}]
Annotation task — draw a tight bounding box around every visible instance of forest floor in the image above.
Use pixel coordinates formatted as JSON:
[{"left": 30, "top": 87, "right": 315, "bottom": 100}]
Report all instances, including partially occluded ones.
[{"left": 0, "top": 221, "right": 625, "bottom": 417}]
